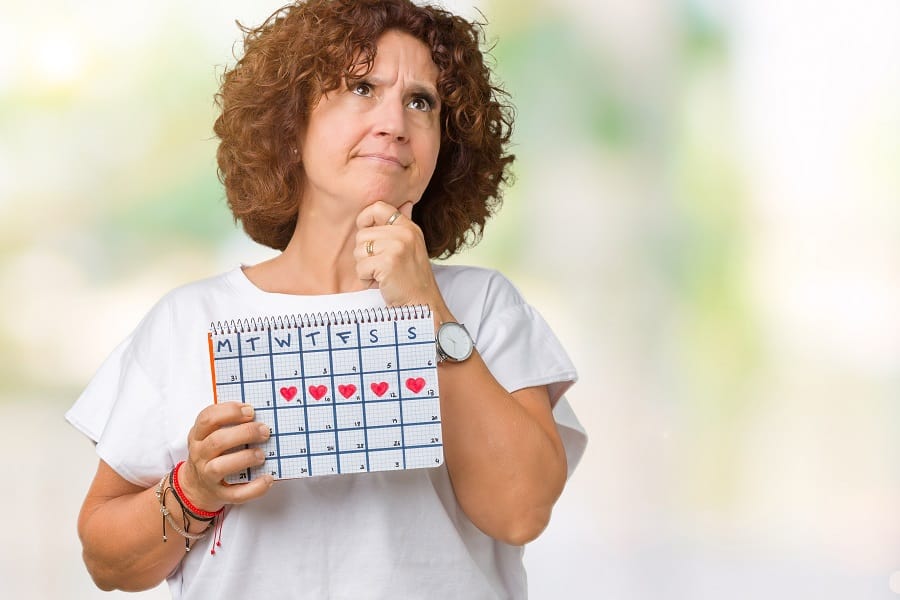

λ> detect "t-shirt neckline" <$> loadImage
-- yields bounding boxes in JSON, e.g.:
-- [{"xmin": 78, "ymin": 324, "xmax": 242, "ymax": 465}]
[{"xmin": 226, "ymin": 265, "xmax": 384, "ymax": 305}]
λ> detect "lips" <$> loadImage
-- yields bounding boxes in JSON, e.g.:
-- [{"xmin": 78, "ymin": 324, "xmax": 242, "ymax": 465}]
[{"xmin": 357, "ymin": 153, "xmax": 408, "ymax": 168}]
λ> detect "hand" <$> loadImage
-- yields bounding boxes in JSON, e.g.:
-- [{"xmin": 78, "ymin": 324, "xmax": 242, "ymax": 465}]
[
  {"xmin": 177, "ymin": 402, "xmax": 274, "ymax": 512},
  {"xmin": 354, "ymin": 200, "xmax": 444, "ymax": 309}
]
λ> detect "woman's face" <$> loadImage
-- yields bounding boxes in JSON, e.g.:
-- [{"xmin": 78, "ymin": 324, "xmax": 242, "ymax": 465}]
[{"xmin": 299, "ymin": 30, "xmax": 441, "ymax": 214}]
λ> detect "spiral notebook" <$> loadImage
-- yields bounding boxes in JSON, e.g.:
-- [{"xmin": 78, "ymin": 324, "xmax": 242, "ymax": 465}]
[{"xmin": 208, "ymin": 305, "xmax": 443, "ymax": 483}]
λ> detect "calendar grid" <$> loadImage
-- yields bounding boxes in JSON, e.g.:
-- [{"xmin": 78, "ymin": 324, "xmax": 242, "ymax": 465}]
[
  {"xmin": 297, "ymin": 325, "xmax": 313, "ymax": 477},
  {"xmin": 393, "ymin": 320, "xmax": 407, "ymax": 469},
  {"xmin": 266, "ymin": 328, "xmax": 282, "ymax": 479},
  {"xmin": 355, "ymin": 320, "xmax": 371, "ymax": 472},
  {"xmin": 326, "ymin": 323, "xmax": 341, "ymax": 474},
  {"xmin": 236, "ymin": 332, "xmax": 250, "ymax": 483},
  {"xmin": 210, "ymin": 306, "xmax": 443, "ymax": 483}
]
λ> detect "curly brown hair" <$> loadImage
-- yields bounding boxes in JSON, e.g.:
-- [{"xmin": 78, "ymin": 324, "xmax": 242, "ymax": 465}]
[{"xmin": 213, "ymin": 0, "xmax": 515, "ymax": 258}]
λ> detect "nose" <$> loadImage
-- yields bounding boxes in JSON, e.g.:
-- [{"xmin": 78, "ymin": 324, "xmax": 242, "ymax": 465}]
[{"xmin": 373, "ymin": 99, "xmax": 408, "ymax": 143}]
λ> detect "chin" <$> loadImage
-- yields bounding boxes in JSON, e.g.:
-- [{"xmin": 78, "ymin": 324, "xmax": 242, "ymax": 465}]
[{"xmin": 356, "ymin": 186, "xmax": 411, "ymax": 208}]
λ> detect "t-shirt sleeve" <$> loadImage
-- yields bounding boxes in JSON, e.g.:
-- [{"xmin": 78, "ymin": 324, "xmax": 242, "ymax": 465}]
[
  {"xmin": 472, "ymin": 285, "xmax": 587, "ymax": 478},
  {"xmin": 65, "ymin": 301, "xmax": 174, "ymax": 488}
]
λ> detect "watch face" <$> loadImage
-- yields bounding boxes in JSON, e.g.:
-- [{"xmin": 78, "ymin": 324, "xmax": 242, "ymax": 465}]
[{"xmin": 438, "ymin": 322, "xmax": 473, "ymax": 362}]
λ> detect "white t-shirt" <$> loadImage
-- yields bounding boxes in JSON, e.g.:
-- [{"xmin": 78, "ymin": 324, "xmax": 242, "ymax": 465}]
[{"xmin": 67, "ymin": 264, "xmax": 586, "ymax": 600}]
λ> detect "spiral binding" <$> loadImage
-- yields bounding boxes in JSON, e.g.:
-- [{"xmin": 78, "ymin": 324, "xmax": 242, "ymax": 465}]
[{"xmin": 210, "ymin": 304, "xmax": 432, "ymax": 335}]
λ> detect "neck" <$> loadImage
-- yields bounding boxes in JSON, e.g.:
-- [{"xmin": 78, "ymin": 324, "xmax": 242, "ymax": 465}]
[{"xmin": 244, "ymin": 202, "xmax": 370, "ymax": 296}]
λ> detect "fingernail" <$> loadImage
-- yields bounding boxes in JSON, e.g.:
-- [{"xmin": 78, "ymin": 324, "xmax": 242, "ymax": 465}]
[
  {"xmin": 259, "ymin": 423, "xmax": 270, "ymax": 437},
  {"xmin": 241, "ymin": 405, "xmax": 254, "ymax": 417},
  {"xmin": 255, "ymin": 449, "xmax": 265, "ymax": 462}
]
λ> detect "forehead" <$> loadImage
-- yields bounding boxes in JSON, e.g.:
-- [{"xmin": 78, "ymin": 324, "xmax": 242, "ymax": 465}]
[{"xmin": 359, "ymin": 30, "xmax": 439, "ymax": 85}]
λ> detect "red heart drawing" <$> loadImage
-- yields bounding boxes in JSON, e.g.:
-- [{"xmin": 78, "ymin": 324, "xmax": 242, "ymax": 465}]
[
  {"xmin": 338, "ymin": 384, "xmax": 357, "ymax": 399},
  {"xmin": 308, "ymin": 385, "xmax": 327, "ymax": 401},
  {"xmin": 370, "ymin": 381, "xmax": 389, "ymax": 397},
  {"xmin": 279, "ymin": 386, "xmax": 298, "ymax": 401},
  {"xmin": 405, "ymin": 377, "xmax": 426, "ymax": 394}
]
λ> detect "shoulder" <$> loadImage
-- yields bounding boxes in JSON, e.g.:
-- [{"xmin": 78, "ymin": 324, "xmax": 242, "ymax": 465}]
[
  {"xmin": 431, "ymin": 264, "xmax": 529, "ymax": 337},
  {"xmin": 126, "ymin": 269, "xmax": 241, "ymax": 356},
  {"xmin": 157, "ymin": 269, "xmax": 238, "ymax": 311},
  {"xmin": 432, "ymin": 264, "xmax": 525, "ymax": 312},
  {"xmin": 142, "ymin": 269, "xmax": 239, "ymax": 326}
]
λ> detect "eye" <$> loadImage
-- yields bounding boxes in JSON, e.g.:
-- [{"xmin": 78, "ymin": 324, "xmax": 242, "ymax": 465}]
[
  {"xmin": 350, "ymin": 81, "xmax": 373, "ymax": 97},
  {"xmin": 408, "ymin": 95, "xmax": 435, "ymax": 112}
]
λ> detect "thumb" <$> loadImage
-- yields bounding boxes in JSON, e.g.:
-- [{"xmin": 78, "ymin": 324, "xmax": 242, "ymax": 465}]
[{"xmin": 398, "ymin": 201, "xmax": 414, "ymax": 220}]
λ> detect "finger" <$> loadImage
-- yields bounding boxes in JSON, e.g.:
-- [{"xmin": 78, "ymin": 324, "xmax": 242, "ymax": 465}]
[
  {"xmin": 353, "ymin": 229, "xmax": 387, "ymax": 260},
  {"xmin": 195, "ymin": 420, "xmax": 271, "ymax": 462},
  {"xmin": 356, "ymin": 200, "xmax": 413, "ymax": 229},
  {"xmin": 356, "ymin": 255, "xmax": 376, "ymax": 282},
  {"xmin": 220, "ymin": 475, "xmax": 275, "ymax": 505},
  {"xmin": 356, "ymin": 200, "xmax": 397, "ymax": 229},
  {"xmin": 191, "ymin": 402, "xmax": 255, "ymax": 442},
  {"xmin": 205, "ymin": 447, "xmax": 267, "ymax": 481}
]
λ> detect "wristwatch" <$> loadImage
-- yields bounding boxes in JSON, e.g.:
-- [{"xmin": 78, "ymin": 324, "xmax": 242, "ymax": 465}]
[{"xmin": 435, "ymin": 321, "xmax": 474, "ymax": 363}]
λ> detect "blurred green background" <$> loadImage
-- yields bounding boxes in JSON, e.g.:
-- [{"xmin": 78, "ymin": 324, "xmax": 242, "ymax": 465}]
[{"xmin": 2, "ymin": 0, "xmax": 899, "ymax": 598}]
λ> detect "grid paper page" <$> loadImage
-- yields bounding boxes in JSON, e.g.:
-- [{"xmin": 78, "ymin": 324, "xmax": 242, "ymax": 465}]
[{"xmin": 209, "ymin": 306, "xmax": 443, "ymax": 482}]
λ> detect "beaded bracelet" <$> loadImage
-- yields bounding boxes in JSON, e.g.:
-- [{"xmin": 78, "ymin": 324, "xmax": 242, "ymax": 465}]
[
  {"xmin": 155, "ymin": 476, "xmax": 209, "ymax": 552},
  {"xmin": 171, "ymin": 462, "xmax": 224, "ymax": 521},
  {"xmin": 155, "ymin": 465, "xmax": 225, "ymax": 554}
]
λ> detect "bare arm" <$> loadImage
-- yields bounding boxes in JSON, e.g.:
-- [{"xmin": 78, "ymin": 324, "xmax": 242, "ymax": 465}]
[
  {"xmin": 434, "ymin": 334, "xmax": 567, "ymax": 545},
  {"xmin": 77, "ymin": 403, "xmax": 274, "ymax": 591},
  {"xmin": 356, "ymin": 201, "xmax": 568, "ymax": 545}
]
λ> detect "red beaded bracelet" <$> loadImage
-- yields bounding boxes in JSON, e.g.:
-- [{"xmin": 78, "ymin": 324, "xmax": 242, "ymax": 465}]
[{"xmin": 172, "ymin": 461, "xmax": 224, "ymax": 520}]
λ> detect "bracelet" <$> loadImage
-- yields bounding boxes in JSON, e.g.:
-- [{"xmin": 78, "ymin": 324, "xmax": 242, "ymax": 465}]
[
  {"xmin": 155, "ymin": 476, "xmax": 209, "ymax": 552},
  {"xmin": 154, "ymin": 465, "xmax": 226, "ymax": 555},
  {"xmin": 171, "ymin": 461, "xmax": 223, "ymax": 520}
]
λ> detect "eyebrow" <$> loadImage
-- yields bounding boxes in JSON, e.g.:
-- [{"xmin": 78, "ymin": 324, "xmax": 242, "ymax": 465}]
[{"xmin": 356, "ymin": 75, "xmax": 440, "ymax": 105}]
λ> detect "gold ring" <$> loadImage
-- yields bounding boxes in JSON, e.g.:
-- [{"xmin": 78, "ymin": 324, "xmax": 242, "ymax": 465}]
[
  {"xmin": 365, "ymin": 240, "xmax": 374, "ymax": 256},
  {"xmin": 386, "ymin": 211, "xmax": 402, "ymax": 226}
]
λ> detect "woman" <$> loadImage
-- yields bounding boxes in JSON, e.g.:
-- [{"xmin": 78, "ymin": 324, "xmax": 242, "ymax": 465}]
[{"xmin": 67, "ymin": 0, "xmax": 586, "ymax": 598}]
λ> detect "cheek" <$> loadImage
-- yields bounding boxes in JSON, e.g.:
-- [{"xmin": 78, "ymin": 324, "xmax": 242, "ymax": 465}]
[{"xmin": 419, "ymin": 135, "xmax": 441, "ymax": 180}]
